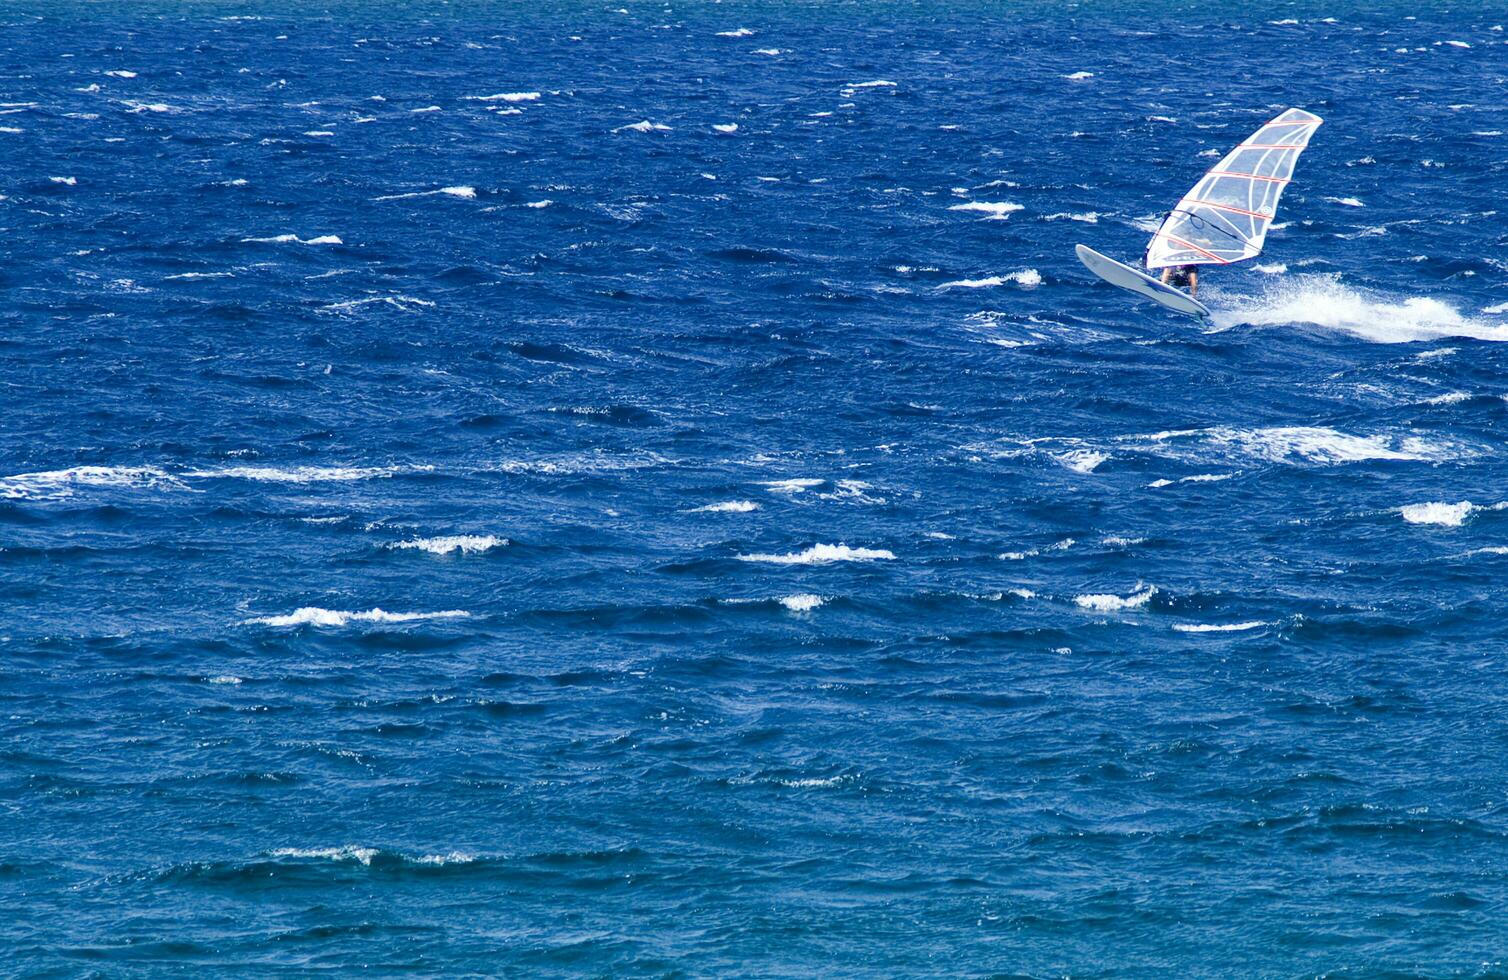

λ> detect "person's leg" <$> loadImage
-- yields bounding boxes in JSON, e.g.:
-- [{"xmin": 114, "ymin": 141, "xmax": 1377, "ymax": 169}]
[{"xmin": 1188, "ymin": 269, "xmax": 1198, "ymax": 298}]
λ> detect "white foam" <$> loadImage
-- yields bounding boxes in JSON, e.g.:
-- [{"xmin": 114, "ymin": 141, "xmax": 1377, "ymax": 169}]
[
  {"xmin": 1423, "ymin": 391, "xmax": 1471, "ymax": 405},
  {"xmin": 247, "ymin": 607, "xmax": 471, "ymax": 628},
  {"xmin": 207, "ymin": 675, "xmax": 243, "ymax": 684},
  {"xmin": 736, "ymin": 543, "xmax": 896, "ymax": 565},
  {"xmin": 104, "ymin": 69, "xmax": 137, "ymax": 78},
  {"xmin": 49, "ymin": 176, "xmax": 77, "ymax": 185},
  {"xmin": 779, "ymin": 594, "xmax": 824, "ymax": 612},
  {"xmin": 410, "ymin": 105, "xmax": 442, "ymax": 113},
  {"xmin": 762, "ymin": 478, "xmax": 824, "ymax": 493},
  {"xmin": 615, "ymin": 120, "xmax": 670, "ymax": 133},
  {"xmin": 164, "ymin": 271, "xmax": 233, "ymax": 281},
  {"xmin": 1042, "ymin": 211, "xmax": 1102, "ymax": 223},
  {"xmin": 1075, "ymin": 585, "xmax": 1156, "ymax": 611},
  {"xmin": 1254, "ymin": 262, "xmax": 1287, "ymax": 274},
  {"xmin": 391, "ymin": 535, "xmax": 508, "ymax": 555},
  {"xmin": 272, "ymin": 846, "xmax": 380, "ymax": 865},
  {"xmin": 753, "ymin": 48, "xmax": 782, "ymax": 56},
  {"xmin": 1212, "ymin": 275, "xmax": 1508, "ymax": 343},
  {"xmin": 373, "ymin": 185, "xmax": 475, "ymax": 201},
  {"xmin": 0, "ymin": 126, "xmax": 20, "ymax": 133},
  {"xmin": 1147, "ymin": 472, "xmax": 1234, "ymax": 488},
  {"xmin": 244, "ymin": 233, "xmax": 342, "ymax": 245},
  {"xmin": 1327, "ymin": 196, "xmax": 1365, "ymax": 207},
  {"xmin": 1197, "ymin": 426, "xmax": 1456, "ymax": 465},
  {"xmin": 184, "ymin": 465, "xmax": 410, "ymax": 482},
  {"xmin": 690, "ymin": 500, "xmax": 760, "ymax": 513},
  {"xmin": 1483, "ymin": 302, "xmax": 1508, "ymax": 315},
  {"xmin": 463, "ymin": 91, "xmax": 540, "ymax": 102},
  {"xmin": 712, "ymin": 123, "xmax": 738, "ymax": 133},
  {"xmin": 999, "ymin": 537, "xmax": 1075, "ymax": 561},
  {"xmin": 1442, "ymin": 39, "xmax": 1471, "ymax": 48},
  {"xmin": 1063, "ymin": 71, "xmax": 1094, "ymax": 80},
  {"xmin": 846, "ymin": 80, "xmax": 896, "ymax": 88},
  {"xmin": 1173, "ymin": 621, "xmax": 1268, "ymax": 633},
  {"xmin": 0, "ymin": 465, "xmax": 183, "ymax": 501},
  {"xmin": 125, "ymin": 101, "xmax": 173, "ymax": 113},
  {"xmin": 1399, "ymin": 501, "xmax": 1474, "ymax": 526},
  {"xmin": 525, "ymin": 199, "xmax": 552, "ymax": 208},
  {"xmin": 938, "ymin": 269, "xmax": 1040, "ymax": 289},
  {"xmin": 1055, "ymin": 450, "xmax": 1106, "ymax": 474},
  {"xmin": 303, "ymin": 129, "xmax": 333, "ymax": 137},
  {"xmin": 947, "ymin": 201, "xmax": 1023, "ymax": 220},
  {"xmin": 716, "ymin": 27, "xmax": 755, "ymax": 36}
]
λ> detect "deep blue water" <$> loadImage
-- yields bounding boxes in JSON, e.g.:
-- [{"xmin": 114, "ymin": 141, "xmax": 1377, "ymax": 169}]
[{"xmin": 4, "ymin": 1, "xmax": 1508, "ymax": 973}]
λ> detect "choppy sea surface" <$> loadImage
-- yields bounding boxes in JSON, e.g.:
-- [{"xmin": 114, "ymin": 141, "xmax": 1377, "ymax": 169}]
[{"xmin": 4, "ymin": 1, "xmax": 1508, "ymax": 972}]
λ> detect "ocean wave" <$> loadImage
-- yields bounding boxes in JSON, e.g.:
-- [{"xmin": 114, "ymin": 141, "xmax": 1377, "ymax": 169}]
[
  {"xmin": 761, "ymin": 478, "xmax": 824, "ymax": 493},
  {"xmin": 462, "ymin": 92, "xmax": 539, "ymax": 102},
  {"xmin": 1212, "ymin": 275, "xmax": 1507, "ymax": 343},
  {"xmin": 779, "ymin": 594, "xmax": 824, "ymax": 612},
  {"xmin": 1075, "ymin": 585, "xmax": 1157, "ymax": 612},
  {"xmin": 184, "ymin": 465, "xmax": 418, "ymax": 483},
  {"xmin": 373, "ymin": 185, "xmax": 476, "ymax": 201},
  {"xmin": 614, "ymin": 120, "xmax": 671, "ymax": 133},
  {"xmin": 938, "ymin": 269, "xmax": 1040, "ymax": 289},
  {"xmin": 390, "ymin": 535, "xmax": 508, "ymax": 555},
  {"xmin": 243, "ymin": 233, "xmax": 343, "ymax": 245},
  {"xmin": 1399, "ymin": 501, "xmax": 1474, "ymax": 526},
  {"xmin": 689, "ymin": 500, "xmax": 759, "ymax": 513},
  {"xmin": 245, "ymin": 607, "xmax": 471, "ymax": 628},
  {"xmin": 268, "ymin": 846, "xmax": 475, "ymax": 866},
  {"xmin": 1172, "ymin": 621, "xmax": 1269, "ymax": 633},
  {"xmin": 947, "ymin": 201, "xmax": 1023, "ymax": 220},
  {"xmin": 736, "ymin": 543, "xmax": 896, "ymax": 564},
  {"xmin": 0, "ymin": 465, "xmax": 186, "ymax": 501}
]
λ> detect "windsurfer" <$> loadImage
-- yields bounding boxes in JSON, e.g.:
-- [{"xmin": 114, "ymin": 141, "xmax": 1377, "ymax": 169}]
[{"xmin": 1159, "ymin": 264, "xmax": 1198, "ymax": 297}]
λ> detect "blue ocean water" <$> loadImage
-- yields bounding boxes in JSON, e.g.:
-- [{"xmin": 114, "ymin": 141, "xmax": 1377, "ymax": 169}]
[{"xmin": 4, "ymin": 1, "xmax": 1508, "ymax": 972}]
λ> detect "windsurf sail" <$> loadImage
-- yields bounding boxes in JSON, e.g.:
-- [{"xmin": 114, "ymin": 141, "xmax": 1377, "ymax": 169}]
[{"xmin": 1145, "ymin": 107, "xmax": 1323, "ymax": 269}]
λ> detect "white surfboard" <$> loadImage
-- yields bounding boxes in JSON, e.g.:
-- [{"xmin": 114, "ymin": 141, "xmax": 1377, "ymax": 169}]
[{"xmin": 1076, "ymin": 244, "xmax": 1211, "ymax": 318}]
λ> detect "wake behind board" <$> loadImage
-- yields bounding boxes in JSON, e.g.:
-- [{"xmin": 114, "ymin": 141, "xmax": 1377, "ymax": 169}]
[{"xmin": 1076, "ymin": 244, "xmax": 1211, "ymax": 319}]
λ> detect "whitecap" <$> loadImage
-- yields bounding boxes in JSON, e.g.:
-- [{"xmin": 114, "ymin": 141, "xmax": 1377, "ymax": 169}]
[
  {"xmin": 761, "ymin": 478, "xmax": 824, "ymax": 493},
  {"xmin": 104, "ymin": 69, "xmax": 137, "ymax": 78},
  {"xmin": 524, "ymin": 199, "xmax": 552, "ymax": 208},
  {"xmin": 779, "ymin": 594, "xmax": 824, "ymax": 612},
  {"xmin": 0, "ymin": 465, "xmax": 184, "ymax": 501},
  {"xmin": 736, "ymin": 543, "xmax": 896, "ymax": 564},
  {"xmin": 938, "ymin": 269, "xmax": 1040, "ymax": 289},
  {"xmin": 716, "ymin": 28, "xmax": 755, "ymax": 37},
  {"xmin": 246, "ymin": 607, "xmax": 471, "ymax": 628},
  {"xmin": 947, "ymin": 201, "xmax": 1023, "ymax": 220},
  {"xmin": 463, "ymin": 91, "xmax": 540, "ymax": 102},
  {"xmin": 614, "ymin": 120, "xmax": 671, "ymax": 133},
  {"xmin": 1055, "ymin": 450, "xmax": 1106, "ymax": 474},
  {"xmin": 184, "ymin": 465, "xmax": 412, "ymax": 482},
  {"xmin": 1063, "ymin": 71, "xmax": 1094, "ymax": 80},
  {"xmin": 49, "ymin": 176, "xmax": 77, "ymax": 185},
  {"xmin": 373, "ymin": 185, "xmax": 475, "ymax": 201},
  {"xmin": 1075, "ymin": 585, "xmax": 1156, "ymax": 611},
  {"xmin": 690, "ymin": 500, "xmax": 760, "ymax": 513},
  {"xmin": 712, "ymin": 123, "xmax": 738, "ymax": 133},
  {"xmin": 244, "ymin": 233, "xmax": 343, "ymax": 245},
  {"xmin": 1172, "ymin": 621, "xmax": 1268, "ymax": 633},
  {"xmin": 1327, "ymin": 196, "xmax": 1365, "ymax": 207},
  {"xmin": 1399, "ymin": 501, "xmax": 1474, "ymax": 526},
  {"xmin": 390, "ymin": 535, "xmax": 508, "ymax": 555}
]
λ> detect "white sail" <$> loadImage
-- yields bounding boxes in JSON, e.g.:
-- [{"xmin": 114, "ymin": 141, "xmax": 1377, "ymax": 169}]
[{"xmin": 1145, "ymin": 108, "xmax": 1323, "ymax": 269}]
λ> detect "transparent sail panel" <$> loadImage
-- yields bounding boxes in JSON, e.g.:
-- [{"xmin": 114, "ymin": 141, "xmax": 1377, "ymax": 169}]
[{"xmin": 1146, "ymin": 108, "xmax": 1323, "ymax": 269}]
